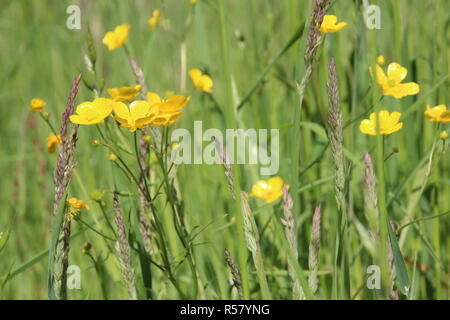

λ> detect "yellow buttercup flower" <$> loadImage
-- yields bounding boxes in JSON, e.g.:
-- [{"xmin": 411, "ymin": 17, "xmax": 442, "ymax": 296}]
[
  {"xmin": 250, "ymin": 177, "xmax": 288, "ymax": 203},
  {"xmin": 424, "ymin": 104, "xmax": 450, "ymax": 123},
  {"xmin": 147, "ymin": 92, "xmax": 190, "ymax": 126},
  {"xmin": 189, "ymin": 68, "xmax": 213, "ymax": 93},
  {"xmin": 359, "ymin": 110, "xmax": 403, "ymax": 136},
  {"xmin": 102, "ymin": 24, "xmax": 131, "ymax": 51},
  {"xmin": 70, "ymin": 98, "xmax": 115, "ymax": 125},
  {"xmin": 371, "ymin": 62, "xmax": 420, "ymax": 99},
  {"xmin": 107, "ymin": 85, "xmax": 142, "ymax": 102},
  {"xmin": 319, "ymin": 15, "xmax": 348, "ymax": 33},
  {"xmin": 47, "ymin": 133, "xmax": 62, "ymax": 153},
  {"xmin": 30, "ymin": 98, "xmax": 46, "ymax": 112},
  {"xmin": 113, "ymin": 100, "xmax": 156, "ymax": 132},
  {"xmin": 148, "ymin": 10, "xmax": 162, "ymax": 30}
]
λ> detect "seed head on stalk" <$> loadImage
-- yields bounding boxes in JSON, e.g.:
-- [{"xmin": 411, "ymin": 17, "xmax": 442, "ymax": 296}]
[
  {"xmin": 281, "ymin": 186, "xmax": 305, "ymax": 299},
  {"xmin": 308, "ymin": 205, "xmax": 322, "ymax": 295},
  {"xmin": 49, "ymin": 74, "xmax": 82, "ymax": 300},
  {"xmin": 327, "ymin": 58, "xmax": 345, "ymax": 211},
  {"xmin": 113, "ymin": 192, "xmax": 138, "ymax": 300}
]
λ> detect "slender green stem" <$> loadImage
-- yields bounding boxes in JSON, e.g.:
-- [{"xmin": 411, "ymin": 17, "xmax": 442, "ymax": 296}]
[
  {"xmin": 39, "ymin": 112, "xmax": 58, "ymax": 136},
  {"xmin": 218, "ymin": 0, "xmax": 249, "ymax": 299},
  {"xmin": 376, "ymin": 120, "xmax": 389, "ymax": 296}
]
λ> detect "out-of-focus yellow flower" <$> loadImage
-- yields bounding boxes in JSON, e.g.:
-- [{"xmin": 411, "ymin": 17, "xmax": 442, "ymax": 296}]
[
  {"xmin": 376, "ymin": 55, "xmax": 385, "ymax": 65},
  {"xmin": 371, "ymin": 62, "xmax": 420, "ymax": 99},
  {"xmin": 102, "ymin": 24, "xmax": 131, "ymax": 51},
  {"xmin": 250, "ymin": 177, "xmax": 288, "ymax": 203},
  {"xmin": 92, "ymin": 139, "xmax": 100, "ymax": 147},
  {"xmin": 440, "ymin": 130, "xmax": 448, "ymax": 140},
  {"xmin": 109, "ymin": 153, "xmax": 118, "ymax": 161},
  {"xmin": 67, "ymin": 197, "xmax": 90, "ymax": 220},
  {"xmin": 319, "ymin": 15, "xmax": 348, "ymax": 33},
  {"xmin": 148, "ymin": 10, "xmax": 162, "ymax": 30},
  {"xmin": 70, "ymin": 98, "xmax": 115, "ymax": 125},
  {"xmin": 424, "ymin": 104, "xmax": 450, "ymax": 123},
  {"xmin": 47, "ymin": 133, "xmax": 62, "ymax": 153},
  {"xmin": 113, "ymin": 100, "xmax": 156, "ymax": 132},
  {"xmin": 31, "ymin": 98, "xmax": 46, "ymax": 112},
  {"xmin": 189, "ymin": 68, "xmax": 213, "ymax": 93},
  {"xmin": 107, "ymin": 85, "xmax": 142, "ymax": 102},
  {"xmin": 359, "ymin": 110, "xmax": 403, "ymax": 136},
  {"xmin": 68, "ymin": 197, "xmax": 90, "ymax": 211},
  {"xmin": 147, "ymin": 92, "xmax": 190, "ymax": 126},
  {"xmin": 190, "ymin": 0, "xmax": 198, "ymax": 5}
]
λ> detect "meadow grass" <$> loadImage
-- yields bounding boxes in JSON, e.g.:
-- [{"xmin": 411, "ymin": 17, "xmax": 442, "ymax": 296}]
[{"xmin": 0, "ymin": 0, "xmax": 449, "ymax": 300}]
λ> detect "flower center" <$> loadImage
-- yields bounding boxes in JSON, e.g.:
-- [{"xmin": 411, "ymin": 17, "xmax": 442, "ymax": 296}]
[{"xmin": 387, "ymin": 79, "xmax": 397, "ymax": 87}]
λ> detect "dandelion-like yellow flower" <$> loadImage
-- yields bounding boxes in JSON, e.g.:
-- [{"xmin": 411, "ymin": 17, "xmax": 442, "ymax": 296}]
[
  {"xmin": 148, "ymin": 10, "xmax": 162, "ymax": 30},
  {"xmin": 113, "ymin": 100, "xmax": 156, "ymax": 132},
  {"xmin": 319, "ymin": 15, "xmax": 348, "ymax": 33},
  {"xmin": 102, "ymin": 24, "xmax": 131, "ymax": 51},
  {"xmin": 67, "ymin": 197, "xmax": 90, "ymax": 220},
  {"xmin": 68, "ymin": 197, "xmax": 90, "ymax": 211},
  {"xmin": 424, "ymin": 104, "xmax": 450, "ymax": 123},
  {"xmin": 70, "ymin": 98, "xmax": 116, "ymax": 125},
  {"xmin": 107, "ymin": 85, "xmax": 142, "ymax": 102},
  {"xmin": 359, "ymin": 110, "xmax": 403, "ymax": 136},
  {"xmin": 31, "ymin": 98, "xmax": 46, "ymax": 112},
  {"xmin": 371, "ymin": 62, "xmax": 420, "ymax": 99},
  {"xmin": 189, "ymin": 68, "xmax": 213, "ymax": 93},
  {"xmin": 250, "ymin": 177, "xmax": 288, "ymax": 203},
  {"xmin": 147, "ymin": 92, "xmax": 190, "ymax": 126},
  {"xmin": 47, "ymin": 133, "xmax": 62, "ymax": 153}
]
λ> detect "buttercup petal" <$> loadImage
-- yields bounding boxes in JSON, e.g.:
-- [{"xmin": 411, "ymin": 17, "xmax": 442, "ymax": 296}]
[{"xmin": 387, "ymin": 63, "xmax": 408, "ymax": 83}]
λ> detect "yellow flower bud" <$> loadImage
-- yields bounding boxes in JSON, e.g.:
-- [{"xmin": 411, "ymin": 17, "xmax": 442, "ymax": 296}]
[
  {"xmin": 30, "ymin": 98, "xmax": 46, "ymax": 112},
  {"xmin": 81, "ymin": 242, "xmax": 92, "ymax": 254},
  {"xmin": 92, "ymin": 139, "xmax": 100, "ymax": 147},
  {"xmin": 109, "ymin": 153, "xmax": 118, "ymax": 161},
  {"xmin": 376, "ymin": 55, "xmax": 385, "ymax": 65},
  {"xmin": 440, "ymin": 130, "xmax": 449, "ymax": 140}
]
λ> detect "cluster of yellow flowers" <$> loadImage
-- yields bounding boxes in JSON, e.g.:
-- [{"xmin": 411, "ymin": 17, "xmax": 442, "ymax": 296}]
[
  {"xmin": 70, "ymin": 87, "xmax": 190, "ymax": 131},
  {"xmin": 101, "ymin": 22, "xmax": 214, "ymax": 94},
  {"xmin": 251, "ymin": 14, "xmax": 447, "ymax": 203}
]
